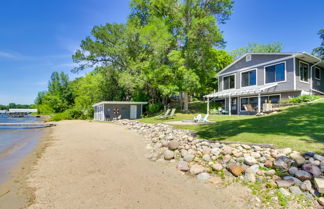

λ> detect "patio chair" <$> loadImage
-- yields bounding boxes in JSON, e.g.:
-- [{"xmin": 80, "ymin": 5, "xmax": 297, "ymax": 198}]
[
  {"xmin": 193, "ymin": 114, "xmax": 202, "ymax": 122},
  {"xmin": 156, "ymin": 109, "xmax": 171, "ymax": 119},
  {"xmin": 243, "ymin": 104, "xmax": 256, "ymax": 115},
  {"xmin": 199, "ymin": 114, "xmax": 209, "ymax": 123},
  {"xmin": 166, "ymin": 108, "xmax": 176, "ymax": 119}
]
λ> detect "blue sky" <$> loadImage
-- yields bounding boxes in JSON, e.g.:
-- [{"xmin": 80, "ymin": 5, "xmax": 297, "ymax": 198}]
[{"xmin": 0, "ymin": 0, "xmax": 323, "ymax": 105}]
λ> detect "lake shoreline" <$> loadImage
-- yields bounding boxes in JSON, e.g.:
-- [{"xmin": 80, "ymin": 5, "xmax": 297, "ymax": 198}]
[{"xmin": 0, "ymin": 126, "xmax": 52, "ymax": 209}]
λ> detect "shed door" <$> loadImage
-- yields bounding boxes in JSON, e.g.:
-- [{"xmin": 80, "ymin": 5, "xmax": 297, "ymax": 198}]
[{"xmin": 130, "ymin": 105, "xmax": 137, "ymax": 119}]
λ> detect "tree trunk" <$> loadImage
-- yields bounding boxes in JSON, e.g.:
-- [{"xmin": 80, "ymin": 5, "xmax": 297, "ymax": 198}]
[{"xmin": 182, "ymin": 92, "xmax": 189, "ymax": 112}]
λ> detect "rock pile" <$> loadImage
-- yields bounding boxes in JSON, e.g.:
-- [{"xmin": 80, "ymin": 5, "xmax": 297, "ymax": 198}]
[{"xmin": 114, "ymin": 120, "xmax": 324, "ymax": 207}]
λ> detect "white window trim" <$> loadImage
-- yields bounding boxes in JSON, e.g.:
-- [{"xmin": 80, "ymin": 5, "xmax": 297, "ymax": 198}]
[
  {"xmin": 240, "ymin": 68, "xmax": 258, "ymax": 88},
  {"xmin": 239, "ymin": 94, "xmax": 281, "ymax": 112},
  {"xmin": 264, "ymin": 61, "xmax": 287, "ymax": 84},
  {"xmin": 314, "ymin": 67, "xmax": 321, "ymax": 80},
  {"xmin": 222, "ymin": 74, "xmax": 236, "ymax": 90},
  {"xmin": 299, "ymin": 61, "xmax": 310, "ymax": 84}
]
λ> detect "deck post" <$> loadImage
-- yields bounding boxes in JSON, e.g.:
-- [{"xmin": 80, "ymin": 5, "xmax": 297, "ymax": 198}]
[
  {"xmin": 258, "ymin": 93, "xmax": 261, "ymax": 113},
  {"xmin": 229, "ymin": 95, "xmax": 232, "ymax": 116},
  {"xmin": 207, "ymin": 97, "xmax": 210, "ymax": 114}
]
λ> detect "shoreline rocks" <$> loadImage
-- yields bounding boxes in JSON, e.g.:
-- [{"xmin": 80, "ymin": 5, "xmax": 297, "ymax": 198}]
[{"xmin": 114, "ymin": 119, "xmax": 324, "ymax": 208}]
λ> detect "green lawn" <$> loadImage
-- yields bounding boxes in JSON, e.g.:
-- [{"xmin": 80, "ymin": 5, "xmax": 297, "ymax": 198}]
[{"xmin": 139, "ymin": 99, "xmax": 324, "ymax": 154}]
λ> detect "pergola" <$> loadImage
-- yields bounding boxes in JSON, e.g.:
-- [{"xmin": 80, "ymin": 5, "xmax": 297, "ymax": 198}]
[{"xmin": 204, "ymin": 83, "xmax": 278, "ymax": 115}]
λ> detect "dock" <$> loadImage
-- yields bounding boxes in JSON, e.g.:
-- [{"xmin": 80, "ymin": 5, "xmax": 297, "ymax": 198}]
[{"xmin": 0, "ymin": 123, "xmax": 55, "ymax": 128}]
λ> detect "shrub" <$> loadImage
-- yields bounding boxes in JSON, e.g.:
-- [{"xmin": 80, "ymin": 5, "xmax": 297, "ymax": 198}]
[
  {"xmin": 287, "ymin": 95, "xmax": 320, "ymax": 104},
  {"xmin": 147, "ymin": 103, "xmax": 163, "ymax": 114},
  {"xmin": 49, "ymin": 111, "xmax": 72, "ymax": 121}
]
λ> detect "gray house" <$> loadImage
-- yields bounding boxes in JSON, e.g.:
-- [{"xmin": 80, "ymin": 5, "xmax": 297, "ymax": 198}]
[
  {"xmin": 93, "ymin": 101, "xmax": 148, "ymax": 121},
  {"xmin": 205, "ymin": 52, "xmax": 324, "ymax": 115}
]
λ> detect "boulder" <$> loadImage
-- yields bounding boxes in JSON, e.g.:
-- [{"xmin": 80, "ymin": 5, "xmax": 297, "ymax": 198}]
[
  {"xmin": 244, "ymin": 156, "xmax": 258, "ymax": 166},
  {"xmin": 288, "ymin": 167, "xmax": 298, "ymax": 175},
  {"xmin": 314, "ymin": 178, "xmax": 324, "ymax": 194},
  {"xmin": 275, "ymin": 179, "xmax": 295, "ymax": 187},
  {"xmin": 212, "ymin": 163, "xmax": 223, "ymax": 171},
  {"xmin": 202, "ymin": 154, "xmax": 211, "ymax": 162},
  {"xmin": 274, "ymin": 156, "xmax": 294, "ymax": 171},
  {"xmin": 279, "ymin": 188, "xmax": 290, "ymax": 196},
  {"xmin": 265, "ymin": 169, "xmax": 276, "ymax": 175},
  {"xmin": 197, "ymin": 172, "xmax": 210, "ymax": 180},
  {"xmin": 168, "ymin": 140, "xmax": 179, "ymax": 150},
  {"xmin": 304, "ymin": 152, "xmax": 315, "ymax": 157},
  {"xmin": 264, "ymin": 160, "xmax": 273, "ymax": 168},
  {"xmin": 176, "ymin": 161, "xmax": 189, "ymax": 172},
  {"xmin": 221, "ymin": 146, "xmax": 232, "ymax": 155},
  {"xmin": 295, "ymin": 170, "xmax": 312, "ymax": 181},
  {"xmin": 283, "ymin": 176, "xmax": 302, "ymax": 185},
  {"xmin": 302, "ymin": 164, "xmax": 321, "ymax": 177},
  {"xmin": 211, "ymin": 148, "xmax": 220, "ymax": 156},
  {"xmin": 164, "ymin": 150, "xmax": 175, "ymax": 160},
  {"xmin": 251, "ymin": 152, "xmax": 261, "ymax": 159},
  {"xmin": 190, "ymin": 164, "xmax": 205, "ymax": 175},
  {"xmin": 183, "ymin": 154, "xmax": 195, "ymax": 162},
  {"xmin": 227, "ymin": 164, "xmax": 244, "ymax": 177},
  {"xmin": 245, "ymin": 164, "xmax": 259, "ymax": 174},
  {"xmin": 290, "ymin": 152, "xmax": 305, "ymax": 166},
  {"xmin": 318, "ymin": 197, "xmax": 324, "ymax": 206},
  {"xmin": 289, "ymin": 186, "xmax": 303, "ymax": 195},
  {"xmin": 320, "ymin": 162, "xmax": 324, "ymax": 172},
  {"xmin": 314, "ymin": 154, "xmax": 324, "ymax": 162},
  {"xmin": 244, "ymin": 172, "xmax": 256, "ymax": 183},
  {"xmin": 299, "ymin": 180, "xmax": 312, "ymax": 192}
]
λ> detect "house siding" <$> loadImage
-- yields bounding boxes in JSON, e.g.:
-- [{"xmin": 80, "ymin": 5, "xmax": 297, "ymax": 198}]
[
  {"xmin": 103, "ymin": 104, "xmax": 142, "ymax": 120},
  {"xmin": 218, "ymin": 58, "xmax": 295, "ymax": 93},
  {"xmin": 221, "ymin": 54, "xmax": 292, "ymax": 74}
]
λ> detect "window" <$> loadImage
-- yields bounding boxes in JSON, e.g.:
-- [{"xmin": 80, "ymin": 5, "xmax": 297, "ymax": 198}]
[
  {"xmin": 241, "ymin": 95, "xmax": 280, "ymax": 111},
  {"xmin": 241, "ymin": 70, "xmax": 256, "ymax": 87},
  {"xmin": 299, "ymin": 62, "xmax": 309, "ymax": 82},
  {"xmin": 315, "ymin": 67, "xmax": 321, "ymax": 80},
  {"xmin": 223, "ymin": 75, "xmax": 235, "ymax": 90},
  {"xmin": 265, "ymin": 63, "xmax": 285, "ymax": 83}
]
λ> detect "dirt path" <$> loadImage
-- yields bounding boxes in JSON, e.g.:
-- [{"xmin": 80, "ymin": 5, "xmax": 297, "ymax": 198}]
[{"xmin": 27, "ymin": 120, "xmax": 255, "ymax": 209}]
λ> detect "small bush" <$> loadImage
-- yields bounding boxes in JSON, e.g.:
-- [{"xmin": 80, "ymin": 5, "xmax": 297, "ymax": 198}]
[
  {"xmin": 287, "ymin": 95, "xmax": 320, "ymax": 104},
  {"xmin": 49, "ymin": 111, "xmax": 72, "ymax": 121},
  {"xmin": 147, "ymin": 103, "xmax": 163, "ymax": 114}
]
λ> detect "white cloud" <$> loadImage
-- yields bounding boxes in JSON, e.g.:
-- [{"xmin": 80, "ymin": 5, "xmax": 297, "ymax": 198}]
[{"xmin": 0, "ymin": 51, "xmax": 18, "ymax": 59}]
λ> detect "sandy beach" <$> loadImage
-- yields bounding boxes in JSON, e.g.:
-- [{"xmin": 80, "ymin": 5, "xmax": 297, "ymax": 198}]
[{"xmin": 7, "ymin": 120, "xmax": 255, "ymax": 209}]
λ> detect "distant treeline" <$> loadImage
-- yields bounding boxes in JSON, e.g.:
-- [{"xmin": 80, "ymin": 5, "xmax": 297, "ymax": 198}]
[{"xmin": 0, "ymin": 103, "xmax": 35, "ymax": 110}]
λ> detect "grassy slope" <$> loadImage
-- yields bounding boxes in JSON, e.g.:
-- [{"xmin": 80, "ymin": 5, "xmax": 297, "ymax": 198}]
[{"xmin": 139, "ymin": 99, "xmax": 324, "ymax": 154}]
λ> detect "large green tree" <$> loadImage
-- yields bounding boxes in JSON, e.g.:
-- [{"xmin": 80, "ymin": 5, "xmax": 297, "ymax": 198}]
[
  {"xmin": 231, "ymin": 42, "xmax": 283, "ymax": 60},
  {"xmin": 312, "ymin": 29, "xmax": 324, "ymax": 60},
  {"xmin": 72, "ymin": 0, "xmax": 234, "ymax": 112}
]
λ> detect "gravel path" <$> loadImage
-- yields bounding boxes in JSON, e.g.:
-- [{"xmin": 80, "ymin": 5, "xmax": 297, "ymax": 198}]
[{"xmin": 27, "ymin": 120, "xmax": 254, "ymax": 209}]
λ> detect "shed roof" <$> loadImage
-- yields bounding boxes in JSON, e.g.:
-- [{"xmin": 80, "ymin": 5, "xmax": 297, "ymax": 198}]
[{"xmin": 93, "ymin": 101, "xmax": 148, "ymax": 107}]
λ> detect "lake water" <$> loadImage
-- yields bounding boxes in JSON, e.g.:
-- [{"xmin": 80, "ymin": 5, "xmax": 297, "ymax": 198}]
[{"xmin": 0, "ymin": 115, "xmax": 44, "ymax": 184}]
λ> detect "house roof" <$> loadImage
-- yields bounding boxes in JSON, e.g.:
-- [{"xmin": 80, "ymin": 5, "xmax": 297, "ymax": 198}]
[
  {"xmin": 205, "ymin": 83, "xmax": 278, "ymax": 98},
  {"xmin": 218, "ymin": 52, "xmax": 323, "ymax": 76},
  {"xmin": 93, "ymin": 101, "xmax": 148, "ymax": 107}
]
